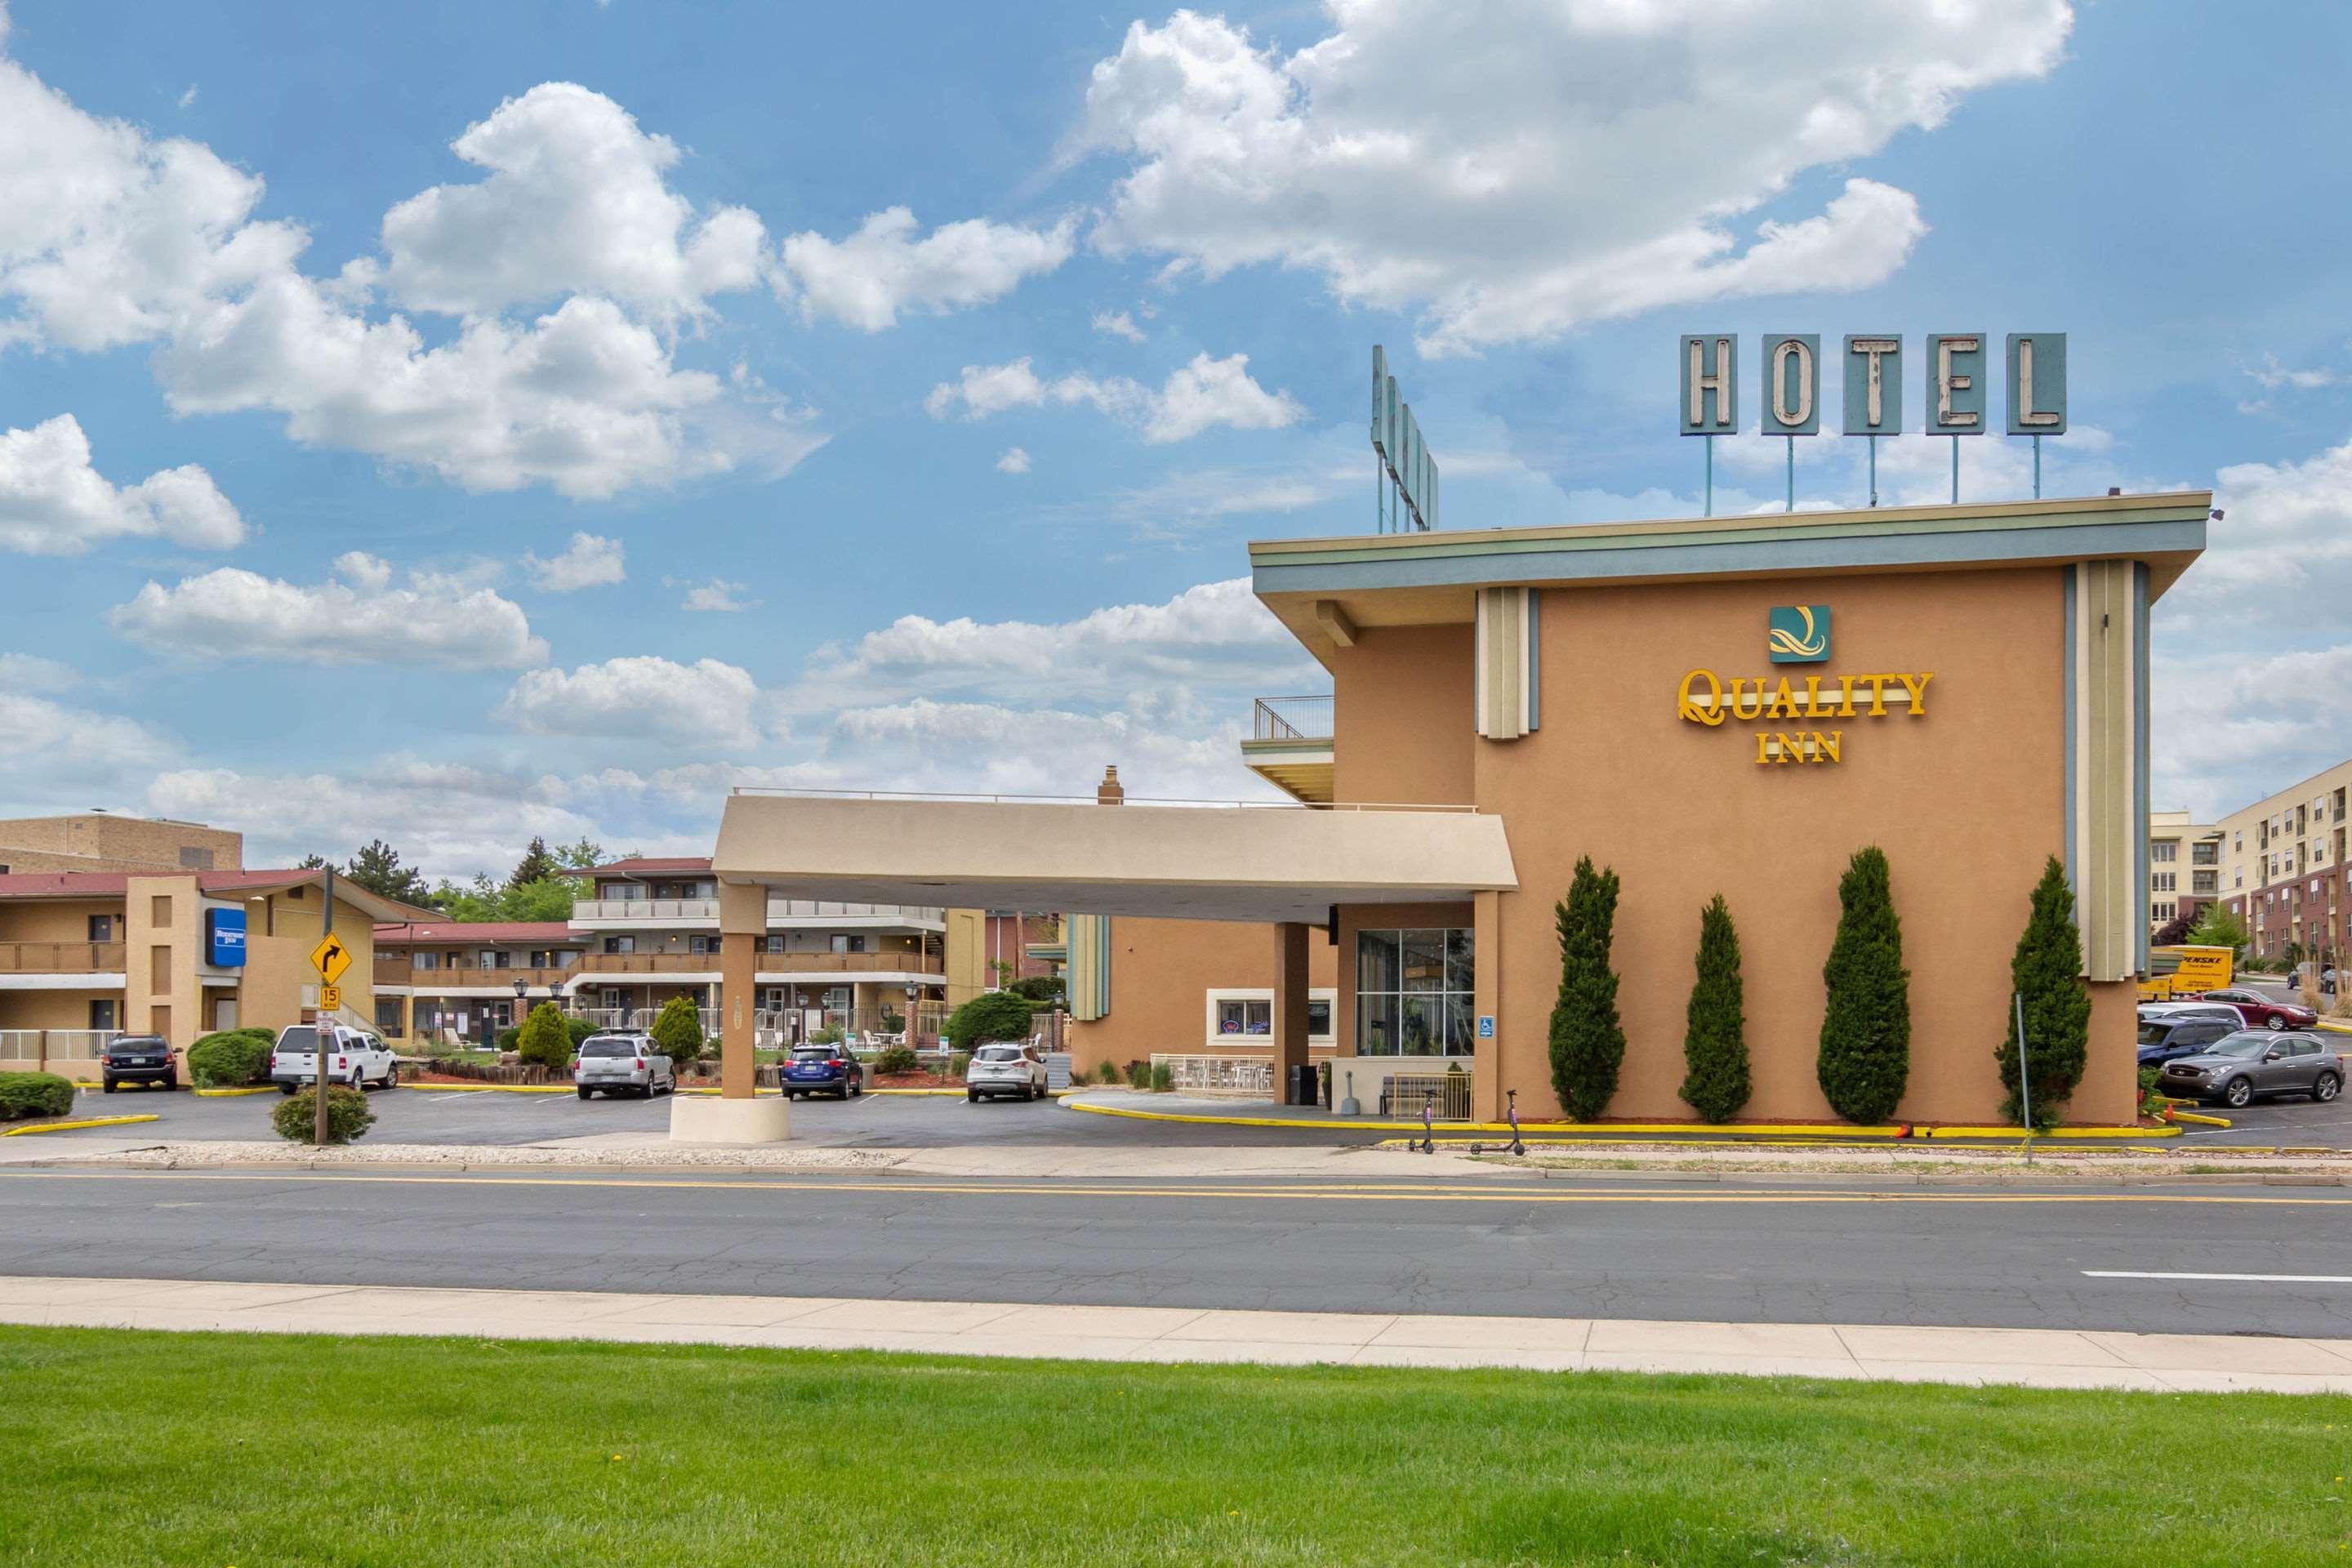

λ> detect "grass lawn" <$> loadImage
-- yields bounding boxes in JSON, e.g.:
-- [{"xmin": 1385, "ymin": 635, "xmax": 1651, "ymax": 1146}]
[{"xmin": 2, "ymin": 1326, "xmax": 2346, "ymax": 1566}]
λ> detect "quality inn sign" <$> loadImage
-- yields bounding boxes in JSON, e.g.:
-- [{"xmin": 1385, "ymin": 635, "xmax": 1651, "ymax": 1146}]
[{"xmin": 1679, "ymin": 606, "xmax": 1933, "ymax": 765}]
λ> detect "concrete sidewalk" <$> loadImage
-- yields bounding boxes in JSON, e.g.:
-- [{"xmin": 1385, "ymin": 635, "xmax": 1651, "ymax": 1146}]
[{"xmin": 5, "ymin": 1275, "xmax": 2349, "ymax": 1394}]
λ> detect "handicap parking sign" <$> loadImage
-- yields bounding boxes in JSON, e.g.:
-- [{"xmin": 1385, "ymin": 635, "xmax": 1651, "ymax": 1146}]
[{"xmin": 1477, "ymin": 1015, "xmax": 1494, "ymax": 1039}]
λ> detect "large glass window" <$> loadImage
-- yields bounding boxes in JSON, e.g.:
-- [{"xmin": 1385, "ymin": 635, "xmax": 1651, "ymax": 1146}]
[{"xmin": 1356, "ymin": 928, "xmax": 1472, "ymax": 1055}]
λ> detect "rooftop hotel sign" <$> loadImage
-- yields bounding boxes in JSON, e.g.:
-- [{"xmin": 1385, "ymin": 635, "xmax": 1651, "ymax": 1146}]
[
  {"xmin": 1679, "ymin": 605, "xmax": 1932, "ymax": 766},
  {"xmin": 1680, "ymin": 332, "xmax": 2068, "ymax": 509}
]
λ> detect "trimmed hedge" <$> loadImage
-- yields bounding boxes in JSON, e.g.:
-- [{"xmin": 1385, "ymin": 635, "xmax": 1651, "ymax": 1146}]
[
  {"xmin": 650, "ymin": 996, "xmax": 705, "ymax": 1065},
  {"xmin": 1548, "ymin": 856, "xmax": 1626, "ymax": 1120},
  {"xmin": 272, "ymin": 1084, "xmax": 375, "ymax": 1145},
  {"xmin": 872, "ymin": 1045, "xmax": 920, "ymax": 1075},
  {"xmin": 0, "ymin": 1071, "xmax": 76, "ymax": 1120},
  {"xmin": 1999, "ymin": 856, "xmax": 2091, "ymax": 1129},
  {"xmin": 1678, "ymin": 895, "xmax": 1749, "ymax": 1124},
  {"xmin": 513, "ymin": 1003, "xmax": 572, "ymax": 1071},
  {"xmin": 944, "ymin": 991, "xmax": 1034, "ymax": 1048},
  {"xmin": 1816, "ymin": 846, "xmax": 1911, "ymax": 1124},
  {"xmin": 188, "ymin": 1028, "xmax": 276, "ymax": 1087}
]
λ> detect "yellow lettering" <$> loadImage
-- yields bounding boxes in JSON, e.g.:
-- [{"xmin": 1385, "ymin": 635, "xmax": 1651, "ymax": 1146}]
[
  {"xmin": 1802, "ymin": 675, "xmax": 1825, "ymax": 719},
  {"xmin": 1815, "ymin": 729, "xmax": 1842, "ymax": 763},
  {"xmin": 1895, "ymin": 670, "xmax": 1935, "ymax": 715},
  {"xmin": 1678, "ymin": 668, "xmax": 1724, "ymax": 726},
  {"xmin": 1763, "ymin": 677, "xmax": 1797, "ymax": 720},
  {"xmin": 1731, "ymin": 678, "xmax": 1764, "ymax": 721},
  {"xmin": 1866, "ymin": 675, "xmax": 1894, "ymax": 717},
  {"xmin": 1756, "ymin": 732, "xmax": 1776, "ymax": 764},
  {"xmin": 1835, "ymin": 675, "xmax": 1858, "ymax": 718}
]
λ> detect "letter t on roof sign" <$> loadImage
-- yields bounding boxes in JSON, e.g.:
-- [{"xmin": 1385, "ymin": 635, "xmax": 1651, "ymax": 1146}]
[{"xmin": 1842, "ymin": 336, "xmax": 1903, "ymax": 434}]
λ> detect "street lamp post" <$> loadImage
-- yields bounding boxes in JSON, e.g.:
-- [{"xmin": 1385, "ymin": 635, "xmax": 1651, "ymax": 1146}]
[{"xmin": 511, "ymin": 976, "xmax": 528, "ymax": 1035}]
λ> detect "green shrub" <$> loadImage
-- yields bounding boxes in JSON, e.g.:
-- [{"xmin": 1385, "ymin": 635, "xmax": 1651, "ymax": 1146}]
[
  {"xmin": 944, "ymin": 990, "xmax": 1034, "ymax": 1048},
  {"xmin": 879, "ymin": 1009, "xmax": 906, "ymax": 1034},
  {"xmin": 1817, "ymin": 846, "xmax": 1911, "ymax": 1123},
  {"xmin": 948, "ymin": 1052, "xmax": 970, "ymax": 1080},
  {"xmin": 1008, "ymin": 975, "xmax": 1065, "ymax": 1002},
  {"xmin": 1999, "ymin": 856, "xmax": 2092, "ymax": 1129},
  {"xmin": 0, "ymin": 1071, "xmax": 76, "ymax": 1120},
  {"xmin": 495, "ymin": 1027, "xmax": 520, "ymax": 1053},
  {"xmin": 809, "ymin": 1024, "xmax": 846, "ymax": 1045},
  {"xmin": 1678, "ymin": 895, "xmax": 1750, "ymax": 1123},
  {"xmin": 2137, "ymin": 1066, "xmax": 2165, "ymax": 1120},
  {"xmin": 188, "ymin": 1031, "xmax": 274, "ymax": 1088},
  {"xmin": 1548, "ymin": 856, "xmax": 1626, "ymax": 1120},
  {"xmin": 271, "ymin": 1084, "xmax": 374, "ymax": 1145},
  {"xmin": 564, "ymin": 1015, "xmax": 599, "ymax": 1049},
  {"xmin": 651, "ymin": 996, "xmax": 705, "ymax": 1065},
  {"xmin": 873, "ymin": 1045, "xmax": 919, "ymax": 1075},
  {"xmin": 1125, "ymin": 1060, "xmax": 1151, "ymax": 1089},
  {"xmin": 1148, "ymin": 1062, "xmax": 1174, "ymax": 1093},
  {"xmin": 513, "ymin": 1003, "xmax": 572, "ymax": 1071}
]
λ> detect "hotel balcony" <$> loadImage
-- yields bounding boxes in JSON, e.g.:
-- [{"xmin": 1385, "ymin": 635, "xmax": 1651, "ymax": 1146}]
[
  {"xmin": 568, "ymin": 898, "xmax": 947, "ymax": 931},
  {"xmin": 0, "ymin": 942, "xmax": 127, "ymax": 991},
  {"xmin": 1241, "ymin": 695, "xmax": 1335, "ymax": 804},
  {"xmin": 376, "ymin": 960, "xmax": 581, "ymax": 994},
  {"xmin": 575, "ymin": 951, "xmax": 947, "ymax": 978}
]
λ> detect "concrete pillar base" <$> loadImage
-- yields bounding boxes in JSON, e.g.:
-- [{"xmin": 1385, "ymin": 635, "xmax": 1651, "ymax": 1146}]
[{"xmin": 668, "ymin": 1094, "xmax": 791, "ymax": 1146}]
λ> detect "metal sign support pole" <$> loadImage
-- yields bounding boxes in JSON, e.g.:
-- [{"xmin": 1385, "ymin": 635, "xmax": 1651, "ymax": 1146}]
[
  {"xmin": 1784, "ymin": 435, "xmax": 1794, "ymax": 512},
  {"xmin": 2034, "ymin": 434, "xmax": 2042, "ymax": 500},
  {"xmin": 1950, "ymin": 436, "xmax": 1959, "ymax": 505},
  {"xmin": 1868, "ymin": 437, "xmax": 1878, "ymax": 509},
  {"xmin": 315, "ymin": 866, "xmax": 335, "ymax": 1147},
  {"xmin": 1704, "ymin": 435, "xmax": 1714, "ymax": 518},
  {"xmin": 2014, "ymin": 989, "xmax": 2034, "ymax": 1162}
]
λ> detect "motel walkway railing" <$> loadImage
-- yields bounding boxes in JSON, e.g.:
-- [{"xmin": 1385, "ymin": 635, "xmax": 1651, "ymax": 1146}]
[
  {"xmin": 1149, "ymin": 1049, "xmax": 1339, "ymax": 1096},
  {"xmin": 1252, "ymin": 695, "xmax": 1334, "ymax": 742}
]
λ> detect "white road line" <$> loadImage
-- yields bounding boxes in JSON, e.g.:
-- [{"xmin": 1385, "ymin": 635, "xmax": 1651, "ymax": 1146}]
[{"xmin": 2084, "ymin": 1270, "xmax": 2352, "ymax": 1284}]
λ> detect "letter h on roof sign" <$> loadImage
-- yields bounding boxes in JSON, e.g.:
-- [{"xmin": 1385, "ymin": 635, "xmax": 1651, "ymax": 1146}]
[{"xmin": 1679, "ymin": 335, "xmax": 1737, "ymax": 434}]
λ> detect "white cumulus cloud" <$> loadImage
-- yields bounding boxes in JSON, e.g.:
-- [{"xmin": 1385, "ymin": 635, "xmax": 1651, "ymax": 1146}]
[
  {"xmin": 924, "ymin": 350, "xmax": 1302, "ymax": 443},
  {"xmin": 522, "ymin": 530, "xmax": 626, "ymax": 591},
  {"xmin": 1091, "ymin": 310, "xmax": 1145, "ymax": 343},
  {"xmin": 995, "ymin": 446, "xmax": 1031, "ymax": 474},
  {"xmin": 496, "ymin": 654, "xmax": 768, "ymax": 747},
  {"xmin": 0, "ymin": 413, "xmax": 243, "ymax": 555},
  {"xmin": 777, "ymin": 207, "xmax": 1075, "ymax": 331},
  {"xmin": 1070, "ymin": 2, "xmax": 2070, "ymax": 353},
  {"xmin": 108, "ymin": 561, "xmax": 548, "ymax": 667},
  {"xmin": 676, "ymin": 577, "xmax": 757, "ymax": 612}
]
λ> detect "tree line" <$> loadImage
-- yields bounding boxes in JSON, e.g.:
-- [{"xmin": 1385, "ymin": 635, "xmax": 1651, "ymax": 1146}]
[
  {"xmin": 1548, "ymin": 849, "xmax": 2089, "ymax": 1129},
  {"xmin": 295, "ymin": 835, "xmax": 626, "ymax": 922}
]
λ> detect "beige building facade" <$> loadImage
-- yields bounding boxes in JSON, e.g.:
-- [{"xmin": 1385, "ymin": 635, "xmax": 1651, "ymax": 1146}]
[
  {"xmin": 0, "ymin": 812, "xmax": 242, "ymax": 876},
  {"xmin": 2212, "ymin": 760, "xmax": 2352, "ymax": 966}
]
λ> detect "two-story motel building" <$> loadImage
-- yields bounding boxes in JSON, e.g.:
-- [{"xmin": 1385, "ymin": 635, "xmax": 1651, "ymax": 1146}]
[{"xmin": 694, "ymin": 489, "xmax": 2205, "ymax": 1131}]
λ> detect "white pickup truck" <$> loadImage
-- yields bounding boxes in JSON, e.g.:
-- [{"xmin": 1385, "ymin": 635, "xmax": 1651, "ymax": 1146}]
[{"xmin": 270, "ymin": 1023, "xmax": 399, "ymax": 1093}]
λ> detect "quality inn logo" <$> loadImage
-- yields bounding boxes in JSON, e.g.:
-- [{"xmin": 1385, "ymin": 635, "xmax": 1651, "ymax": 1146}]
[{"xmin": 1766, "ymin": 604, "xmax": 1830, "ymax": 664}]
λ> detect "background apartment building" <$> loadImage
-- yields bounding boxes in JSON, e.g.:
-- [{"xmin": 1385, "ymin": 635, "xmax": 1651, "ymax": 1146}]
[
  {"xmin": 2213, "ymin": 760, "xmax": 2352, "ymax": 965},
  {"xmin": 371, "ymin": 920, "xmax": 586, "ymax": 1044},
  {"xmin": 0, "ymin": 811, "xmax": 242, "ymax": 875},
  {"xmin": 2147, "ymin": 808, "xmax": 2221, "ymax": 931}
]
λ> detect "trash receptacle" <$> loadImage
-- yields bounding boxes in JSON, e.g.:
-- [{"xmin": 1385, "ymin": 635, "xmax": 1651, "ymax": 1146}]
[{"xmin": 1287, "ymin": 1063, "xmax": 1316, "ymax": 1107}]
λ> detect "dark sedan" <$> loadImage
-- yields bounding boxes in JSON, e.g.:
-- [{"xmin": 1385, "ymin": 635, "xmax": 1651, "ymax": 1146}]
[
  {"xmin": 2136, "ymin": 1013, "xmax": 2238, "ymax": 1068},
  {"xmin": 780, "ymin": 1043, "xmax": 865, "ymax": 1100},
  {"xmin": 100, "ymin": 1035, "xmax": 176, "ymax": 1093},
  {"xmin": 2158, "ymin": 1031, "xmax": 2342, "ymax": 1109}
]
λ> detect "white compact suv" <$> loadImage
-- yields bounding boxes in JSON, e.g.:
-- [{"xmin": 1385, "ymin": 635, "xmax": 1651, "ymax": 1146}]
[
  {"xmin": 270, "ymin": 1024, "xmax": 399, "ymax": 1092},
  {"xmin": 573, "ymin": 1031, "xmax": 675, "ymax": 1099},
  {"xmin": 965, "ymin": 1042, "xmax": 1049, "ymax": 1102}
]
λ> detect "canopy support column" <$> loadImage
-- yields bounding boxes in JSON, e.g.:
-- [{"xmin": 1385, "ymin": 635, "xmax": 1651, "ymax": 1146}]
[{"xmin": 1272, "ymin": 920, "xmax": 1312, "ymax": 1105}]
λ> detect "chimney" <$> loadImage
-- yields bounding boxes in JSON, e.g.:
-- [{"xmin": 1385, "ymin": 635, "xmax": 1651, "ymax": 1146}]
[{"xmin": 1096, "ymin": 765, "xmax": 1125, "ymax": 806}]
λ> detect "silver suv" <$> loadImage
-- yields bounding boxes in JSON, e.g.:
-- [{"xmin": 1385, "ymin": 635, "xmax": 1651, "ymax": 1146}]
[
  {"xmin": 573, "ymin": 1032, "xmax": 675, "ymax": 1100},
  {"xmin": 965, "ymin": 1042, "xmax": 1048, "ymax": 1102}
]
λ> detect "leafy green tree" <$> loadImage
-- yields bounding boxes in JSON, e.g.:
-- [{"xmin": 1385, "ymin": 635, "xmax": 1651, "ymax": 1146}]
[
  {"xmin": 296, "ymin": 853, "xmax": 329, "ymax": 870},
  {"xmin": 1678, "ymin": 895, "xmax": 1750, "ymax": 1123},
  {"xmin": 509, "ymin": 835, "xmax": 559, "ymax": 889},
  {"xmin": 2150, "ymin": 906, "xmax": 2196, "ymax": 947},
  {"xmin": 555, "ymin": 837, "xmax": 607, "ymax": 870},
  {"xmin": 2186, "ymin": 902, "xmax": 2248, "ymax": 956},
  {"xmin": 650, "ymin": 995, "xmax": 705, "ymax": 1065},
  {"xmin": 341, "ymin": 840, "xmax": 433, "ymax": 906},
  {"xmin": 1999, "ymin": 857, "xmax": 2091, "ymax": 1129},
  {"xmin": 513, "ymin": 1002, "xmax": 572, "ymax": 1071},
  {"xmin": 1547, "ymin": 856, "xmax": 1626, "ymax": 1120},
  {"xmin": 426, "ymin": 872, "xmax": 578, "ymax": 924},
  {"xmin": 1816, "ymin": 846, "xmax": 1911, "ymax": 1123},
  {"xmin": 946, "ymin": 990, "xmax": 1035, "ymax": 1047}
]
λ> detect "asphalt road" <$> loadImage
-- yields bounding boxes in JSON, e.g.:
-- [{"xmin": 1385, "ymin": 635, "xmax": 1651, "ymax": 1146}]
[{"xmin": 6, "ymin": 1165, "xmax": 2352, "ymax": 1337}]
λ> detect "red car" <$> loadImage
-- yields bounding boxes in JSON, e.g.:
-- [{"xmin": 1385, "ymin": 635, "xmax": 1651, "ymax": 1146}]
[{"xmin": 2200, "ymin": 988, "xmax": 2319, "ymax": 1031}]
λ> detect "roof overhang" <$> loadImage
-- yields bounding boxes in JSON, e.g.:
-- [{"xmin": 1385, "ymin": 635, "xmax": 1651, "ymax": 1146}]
[
  {"xmin": 715, "ymin": 794, "xmax": 1516, "ymax": 924},
  {"xmin": 1251, "ymin": 491, "xmax": 2212, "ymax": 668}
]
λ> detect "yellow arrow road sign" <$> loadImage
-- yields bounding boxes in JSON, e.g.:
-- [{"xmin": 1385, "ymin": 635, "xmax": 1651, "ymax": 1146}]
[{"xmin": 310, "ymin": 932, "xmax": 352, "ymax": 985}]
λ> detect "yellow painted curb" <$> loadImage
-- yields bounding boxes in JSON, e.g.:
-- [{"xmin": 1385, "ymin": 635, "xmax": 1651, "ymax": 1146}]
[
  {"xmin": 2, "ymin": 1113, "xmax": 162, "ymax": 1137},
  {"xmin": 2167, "ymin": 1109, "xmax": 2233, "ymax": 1128},
  {"xmin": 193, "ymin": 1086, "xmax": 274, "ymax": 1098},
  {"xmin": 404, "ymin": 1082, "xmax": 577, "ymax": 1094},
  {"xmin": 1061, "ymin": 1098, "xmax": 2169, "ymax": 1140}
]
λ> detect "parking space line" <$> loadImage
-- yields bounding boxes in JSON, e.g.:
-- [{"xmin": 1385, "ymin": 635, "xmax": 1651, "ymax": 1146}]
[{"xmin": 2083, "ymin": 1270, "xmax": 2352, "ymax": 1285}]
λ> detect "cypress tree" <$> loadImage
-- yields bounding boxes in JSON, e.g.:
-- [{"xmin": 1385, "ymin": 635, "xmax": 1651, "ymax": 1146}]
[
  {"xmin": 2000, "ymin": 856, "xmax": 2091, "ymax": 1129},
  {"xmin": 1815, "ymin": 845, "xmax": 1910, "ymax": 1123},
  {"xmin": 1679, "ymin": 894, "xmax": 1750, "ymax": 1123},
  {"xmin": 1548, "ymin": 856, "xmax": 1626, "ymax": 1120}
]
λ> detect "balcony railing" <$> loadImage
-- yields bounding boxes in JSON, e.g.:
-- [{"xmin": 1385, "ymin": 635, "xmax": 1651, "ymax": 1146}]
[
  {"xmin": 570, "ymin": 898, "xmax": 947, "ymax": 924},
  {"xmin": 570, "ymin": 898, "xmax": 719, "ymax": 922},
  {"xmin": 577, "ymin": 951, "xmax": 945, "ymax": 977},
  {"xmin": 0, "ymin": 942, "xmax": 126, "ymax": 973},
  {"xmin": 378, "ymin": 961, "xmax": 582, "ymax": 990},
  {"xmin": 1253, "ymin": 695, "xmax": 1334, "ymax": 742}
]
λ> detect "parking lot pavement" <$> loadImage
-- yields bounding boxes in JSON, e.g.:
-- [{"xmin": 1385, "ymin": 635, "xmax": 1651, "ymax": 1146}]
[
  {"xmin": 2174, "ymin": 1087, "xmax": 2352, "ymax": 1149},
  {"xmin": 28, "ymin": 1085, "xmax": 1400, "ymax": 1151}
]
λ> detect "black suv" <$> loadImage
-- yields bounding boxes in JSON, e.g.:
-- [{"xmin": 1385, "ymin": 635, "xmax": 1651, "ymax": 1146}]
[{"xmin": 100, "ymin": 1035, "xmax": 177, "ymax": 1093}]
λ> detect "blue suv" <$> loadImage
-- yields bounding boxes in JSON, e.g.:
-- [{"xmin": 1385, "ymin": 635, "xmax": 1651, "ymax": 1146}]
[{"xmin": 781, "ymin": 1043, "xmax": 865, "ymax": 1100}]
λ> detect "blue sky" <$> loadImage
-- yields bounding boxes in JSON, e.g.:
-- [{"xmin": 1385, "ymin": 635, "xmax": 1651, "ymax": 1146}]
[{"xmin": 1, "ymin": 0, "xmax": 2346, "ymax": 879}]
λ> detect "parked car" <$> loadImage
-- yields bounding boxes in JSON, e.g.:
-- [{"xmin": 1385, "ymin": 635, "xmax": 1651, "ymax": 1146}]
[
  {"xmin": 780, "ymin": 1042, "xmax": 864, "ymax": 1100},
  {"xmin": 2136, "ymin": 1013, "xmax": 2239, "ymax": 1068},
  {"xmin": 99, "ymin": 1034, "xmax": 176, "ymax": 1093},
  {"xmin": 2157, "ymin": 1030, "xmax": 2342, "ymax": 1108},
  {"xmin": 965, "ymin": 1042, "xmax": 1048, "ymax": 1102},
  {"xmin": 2198, "ymin": 989, "xmax": 2319, "ymax": 1031},
  {"xmin": 270, "ymin": 1024, "xmax": 398, "ymax": 1093},
  {"xmin": 2137, "ymin": 1001, "xmax": 2241, "ymax": 1023},
  {"xmin": 572, "ymin": 1032, "xmax": 674, "ymax": 1100}
]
